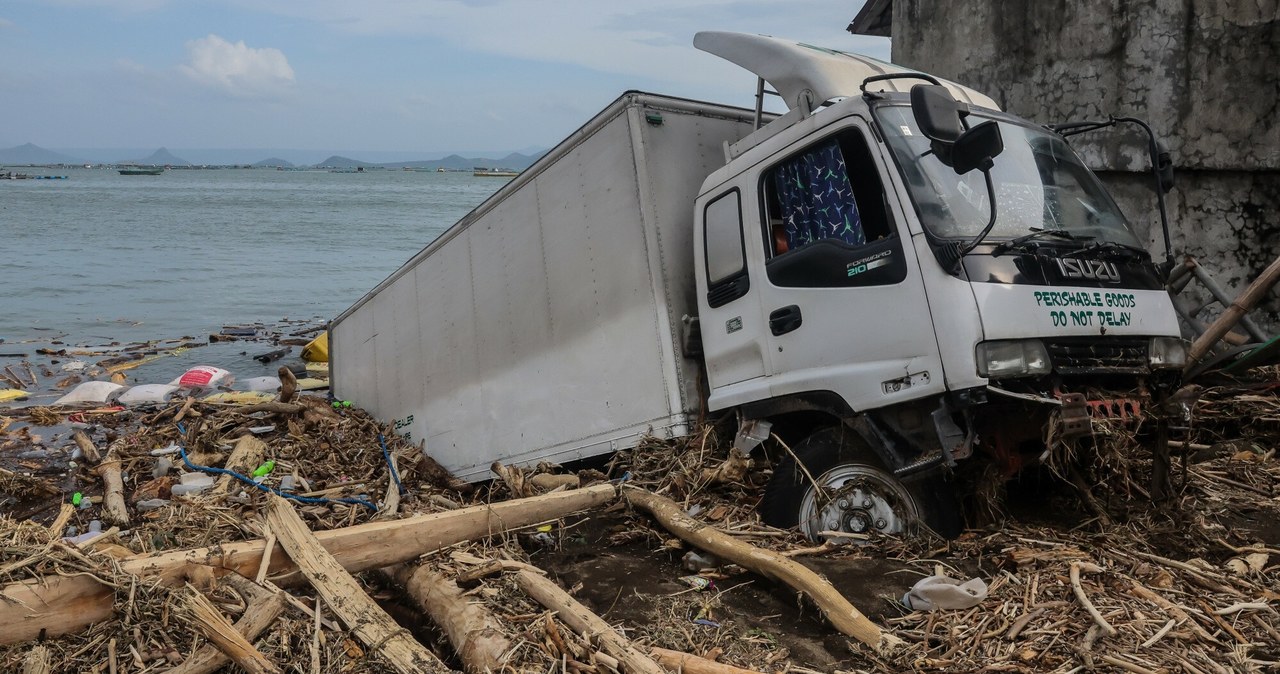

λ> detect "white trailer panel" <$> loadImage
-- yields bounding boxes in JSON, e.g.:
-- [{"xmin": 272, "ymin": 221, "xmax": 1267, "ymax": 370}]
[{"xmin": 332, "ymin": 93, "xmax": 759, "ymax": 481}]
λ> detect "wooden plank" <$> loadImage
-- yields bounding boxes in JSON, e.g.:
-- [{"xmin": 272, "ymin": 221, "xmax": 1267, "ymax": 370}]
[
  {"xmin": 0, "ymin": 483, "xmax": 617, "ymax": 646},
  {"xmin": 265, "ymin": 495, "xmax": 452, "ymax": 674}
]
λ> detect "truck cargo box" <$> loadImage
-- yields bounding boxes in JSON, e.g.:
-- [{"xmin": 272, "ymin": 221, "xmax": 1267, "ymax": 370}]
[{"xmin": 331, "ymin": 93, "xmax": 760, "ymax": 482}]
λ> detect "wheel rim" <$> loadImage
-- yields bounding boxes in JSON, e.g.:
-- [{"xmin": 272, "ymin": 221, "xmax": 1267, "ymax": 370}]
[{"xmin": 798, "ymin": 463, "xmax": 919, "ymax": 541}]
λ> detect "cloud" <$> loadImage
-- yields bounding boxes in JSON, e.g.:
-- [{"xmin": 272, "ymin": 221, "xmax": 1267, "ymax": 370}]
[
  {"xmin": 179, "ymin": 34, "xmax": 295, "ymax": 98},
  {"xmin": 232, "ymin": 1, "xmax": 887, "ymax": 89},
  {"xmin": 0, "ymin": 17, "xmax": 13, "ymax": 29}
]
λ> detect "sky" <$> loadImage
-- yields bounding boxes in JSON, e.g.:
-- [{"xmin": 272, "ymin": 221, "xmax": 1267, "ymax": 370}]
[{"xmin": 0, "ymin": 0, "xmax": 888, "ymax": 161}]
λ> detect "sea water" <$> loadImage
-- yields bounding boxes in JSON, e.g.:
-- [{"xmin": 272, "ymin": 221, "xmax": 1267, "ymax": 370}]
[{"xmin": 0, "ymin": 167, "xmax": 504, "ymax": 386}]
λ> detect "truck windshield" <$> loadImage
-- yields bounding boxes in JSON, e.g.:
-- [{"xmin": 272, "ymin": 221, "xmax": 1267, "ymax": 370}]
[{"xmin": 875, "ymin": 105, "xmax": 1142, "ymax": 249}]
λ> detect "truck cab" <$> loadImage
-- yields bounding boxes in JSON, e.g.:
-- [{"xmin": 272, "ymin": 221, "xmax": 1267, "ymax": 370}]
[{"xmin": 690, "ymin": 33, "xmax": 1184, "ymax": 539}]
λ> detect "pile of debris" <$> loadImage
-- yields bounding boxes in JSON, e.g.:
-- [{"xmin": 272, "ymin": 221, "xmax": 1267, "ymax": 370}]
[{"xmin": 1, "ymin": 368, "xmax": 1278, "ymax": 673}]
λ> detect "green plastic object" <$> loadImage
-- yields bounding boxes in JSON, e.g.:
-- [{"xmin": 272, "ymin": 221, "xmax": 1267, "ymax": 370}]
[
  {"xmin": 1222, "ymin": 334, "xmax": 1280, "ymax": 374},
  {"xmin": 72, "ymin": 492, "xmax": 83, "ymax": 505},
  {"xmin": 252, "ymin": 461, "xmax": 276, "ymax": 478}
]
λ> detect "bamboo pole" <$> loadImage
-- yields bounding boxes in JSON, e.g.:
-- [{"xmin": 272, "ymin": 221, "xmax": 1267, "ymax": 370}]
[
  {"xmin": 0, "ymin": 483, "xmax": 617, "ymax": 645},
  {"xmin": 265, "ymin": 495, "xmax": 452, "ymax": 674},
  {"xmin": 623, "ymin": 487, "xmax": 900, "ymax": 653},
  {"xmin": 1186, "ymin": 254, "xmax": 1280, "ymax": 371}
]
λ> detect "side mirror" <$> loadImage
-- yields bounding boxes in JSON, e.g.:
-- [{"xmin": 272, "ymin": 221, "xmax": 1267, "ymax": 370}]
[
  {"xmin": 951, "ymin": 121, "xmax": 1004, "ymax": 174},
  {"xmin": 912, "ymin": 84, "xmax": 1005, "ymax": 175},
  {"xmin": 910, "ymin": 84, "xmax": 966, "ymax": 143},
  {"xmin": 1155, "ymin": 140, "xmax": 1174, "ymax": 192}
]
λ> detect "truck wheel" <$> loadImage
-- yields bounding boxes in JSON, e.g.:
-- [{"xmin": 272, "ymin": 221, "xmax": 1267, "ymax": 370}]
[{"xmin": 761, "ymin": 427, "xmax": 962, "ymax": 540}]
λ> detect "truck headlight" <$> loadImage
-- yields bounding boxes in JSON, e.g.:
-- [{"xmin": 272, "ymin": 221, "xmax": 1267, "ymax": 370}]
[
  {"xmin": 1149, "ymin": 336, "xmax": 1187, "ymax": 369},
  {"xmin": 976, "ymin": 339, "xmax": 1052, "ymax": 378}
]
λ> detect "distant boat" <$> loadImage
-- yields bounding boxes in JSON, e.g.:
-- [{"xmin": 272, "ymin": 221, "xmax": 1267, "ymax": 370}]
[
  {"xmin": 118, "ymin": 167, "xmax": 164, "ymax": 176},
  {"xmin": 437, "ymin": 167, "xmax": 446, "ymax": 173},
  {"xmin": 473, "ymin": 167, "xmax": 518, "ymax": 177}
]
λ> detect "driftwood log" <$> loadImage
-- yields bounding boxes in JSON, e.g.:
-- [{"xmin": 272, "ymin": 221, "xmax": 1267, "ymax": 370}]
[
  {"xmin": 516, "ymin": 569, "xmax": 666, "ymax": 674},
  {"xmin": 649, "ymin": 647, "xmax": 766, "ymax": 674},
  {"xmin": 623, "ymin": 487, "xmax": 899, "ymax": 653},
  {"xmin": 386, "ymin": 563, "xmax": 512, "ymax": 674},
  {"xmin": 169, "ymin": 574, "xmax": 287, "ymax": 674},
  {"xmin": 20, "ymin": 645, "xmax": 51, "ymax": 674},
  {"xmin": 265, "ymin": 494, "xmax": 452, "ymax": 674},
  {"xmin": 214, "ymin": 435, "xmax": 267, "ymax": 495},
  {"xmin": 96, "ymin": 456, "xmax": 130, "ymax": 526},
  {"xmin": 180, "ymin": 584, "xmax": 281, "ymax": 674},
  {"xmin": 0, "ymin": 483, "xmax": 618, "ymax": 645}
]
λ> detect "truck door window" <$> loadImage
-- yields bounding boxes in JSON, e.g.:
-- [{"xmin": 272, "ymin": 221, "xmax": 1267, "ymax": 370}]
[
  {"xmin": 761, "ymin": 128, "xmax": 907, "ymax": 288},
  {"xmin": 703, "ymin": 189, "xmax": 750, "ymax": 308}
]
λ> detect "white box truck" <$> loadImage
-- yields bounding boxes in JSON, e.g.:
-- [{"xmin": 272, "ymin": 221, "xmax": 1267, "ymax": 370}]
[{"xmin": 331, "ymin": 32, "xmax": 1185, "ymax": 539}]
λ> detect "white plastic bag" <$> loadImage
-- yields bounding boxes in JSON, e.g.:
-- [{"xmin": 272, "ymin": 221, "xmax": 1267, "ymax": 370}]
[
  {"xmin": 117, "ymin": 384, "xmax": 180, "ymax": 406},
  {"xmin": 902, "ymin": 575, "xmax": 988, "ymax": 611},
  {"xmin": 54, "ymin": 381, "xmax": 125, "ymax": 405},
  {"xmin": 239, "ymin": 376, "xmax": 281, "ymax": 393}
]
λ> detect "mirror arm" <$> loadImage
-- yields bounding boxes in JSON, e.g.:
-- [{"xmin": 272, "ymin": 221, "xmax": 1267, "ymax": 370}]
[
  {"xmin": 1049, "ymin": 116, "xmax": 1176, "ymax": 271},
  {"xmin": 1112, "ymin": 116, "xmax": 1175, "ymax": 270},
  {"xmin": 959, "ymin": 169, "xmax": 999, "ymax": 258}
]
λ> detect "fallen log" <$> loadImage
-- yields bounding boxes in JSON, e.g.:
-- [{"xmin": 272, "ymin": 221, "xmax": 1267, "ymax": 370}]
[
  {"xmin": 649, "ymin": 647, "xmax": 765, "ymax": 674},
  {"xmin": 386, "ymin": 563, "xmax": 512, "ymax": 674},
  {"xmin": 623, "ymin": 487, "xmax": 899, "ymax": 653},
  {"xmin": 266, "ymin": 495, "xmax": 452, "ymax": 674},
  {"xmin": 180, "ymin": 584, "xmax": 281, "ymax": 674},
  {"xmin": 0, "ymin": 483, "xmax": 617, "ymax": 645},
  {"xmin": 169, "ymin": 574, "xmax": 286, "ymax": 674},
  {"xmin": 515, "ymin": 569, "xmax": 666, "ymax": 674}
]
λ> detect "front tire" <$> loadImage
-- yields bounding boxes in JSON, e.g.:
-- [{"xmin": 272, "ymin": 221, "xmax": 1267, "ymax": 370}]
[{"xmin": 761, "ymin": 426, "xmax": 962, "ymax": 540}]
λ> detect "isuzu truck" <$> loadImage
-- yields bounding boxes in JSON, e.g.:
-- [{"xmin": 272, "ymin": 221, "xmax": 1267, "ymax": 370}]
[{"xmin": 331, "ymin": 32, "xmax": 1185, "ymax": 539}]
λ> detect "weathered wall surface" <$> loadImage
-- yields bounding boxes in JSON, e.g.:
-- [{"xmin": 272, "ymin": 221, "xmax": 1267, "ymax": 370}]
[{"xmin": 887, "ymin": 0, "xmax": 1280, "ymax": 328}]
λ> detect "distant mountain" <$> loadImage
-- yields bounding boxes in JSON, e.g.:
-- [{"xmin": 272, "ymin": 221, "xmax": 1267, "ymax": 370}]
[
  {"xmin": 0, "ymin": 143, "xmax": 84, "ymax": 165},
  {"xmin": 373, "ymin": 151, "xmax": 545, "ymax": 171},
  {"xmin": 252, "ymin": 157, "xmax": 294, "ymax": 168},
  {"xmin": 314, "ymin": 155, "xmax": 372, "ymax": 168},
  {"xmin": 127, "ymin": 147, "xmax": 191, "ymax": 166}
]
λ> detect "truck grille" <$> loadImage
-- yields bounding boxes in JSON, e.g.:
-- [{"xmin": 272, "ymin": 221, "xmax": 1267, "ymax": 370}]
[{"xmin": 1045, "ymin": 338, "xmax": 1149, "ymax": 374}]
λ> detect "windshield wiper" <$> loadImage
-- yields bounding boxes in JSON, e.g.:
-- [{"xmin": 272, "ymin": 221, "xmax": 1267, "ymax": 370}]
[
  {"xmin": 1062, "ymin": 239, "xmax": 1150, "ymax": 261},
  {"xmin": 991, "ymin": 228, "xmax": 1092, "ymax": 256}
]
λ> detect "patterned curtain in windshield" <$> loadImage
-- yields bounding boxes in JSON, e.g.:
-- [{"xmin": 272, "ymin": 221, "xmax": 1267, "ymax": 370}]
[{"xmin": 772, "ymin": 139, "xmax": 864, "ymax": 249}]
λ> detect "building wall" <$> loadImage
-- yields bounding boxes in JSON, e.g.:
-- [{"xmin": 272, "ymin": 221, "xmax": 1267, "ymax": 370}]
[{"xmin": 887, "ymin": 0, "xmax": 1280, "ymax": 328}]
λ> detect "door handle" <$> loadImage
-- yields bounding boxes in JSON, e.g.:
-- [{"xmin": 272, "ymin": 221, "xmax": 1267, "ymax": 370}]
[{"xmin": 769, "ymin": 305, "xmax": 803, "ymax": 336}]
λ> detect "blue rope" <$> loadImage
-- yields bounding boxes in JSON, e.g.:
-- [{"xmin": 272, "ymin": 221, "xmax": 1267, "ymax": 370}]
[
  {"xmin": 379, "ymin": 434, "xmax": 407, "ymax": 496},
  {"xmin": 175, "ymin": 422, "xmax": 377, "ymax": 511}
]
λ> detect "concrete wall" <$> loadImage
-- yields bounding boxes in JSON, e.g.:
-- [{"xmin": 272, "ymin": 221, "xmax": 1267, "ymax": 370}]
[{"xmin": 886, "ymin": 0, "xmax": 1280, "ymax": 329}]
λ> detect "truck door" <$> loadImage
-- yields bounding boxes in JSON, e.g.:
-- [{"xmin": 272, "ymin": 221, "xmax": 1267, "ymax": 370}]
[
  {"xmin": 696, "ymin": 188, "xmax": 770, "ymax": 395},
  {"xmin": 755, "ymin": 119, "xmax": 945, "ymax": 411}
]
